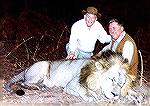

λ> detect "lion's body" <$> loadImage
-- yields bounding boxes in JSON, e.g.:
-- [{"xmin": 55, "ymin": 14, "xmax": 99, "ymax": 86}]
[{"xmin": 4, "ymin": 50, "xmax": 129, "ymax": 102}]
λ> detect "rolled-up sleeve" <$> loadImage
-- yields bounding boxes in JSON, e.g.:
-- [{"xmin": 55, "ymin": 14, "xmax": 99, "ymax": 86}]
[
  {"xmin": 100, "ymin": 34, "xmax": 111, "ymax": 43},
  {"xmin": 68, "ymin": 24, "xmax": 78, "ymax": 52},
  {"xmin": 97, "ymin": 25, "xmax": 111, "ymax": 44}
]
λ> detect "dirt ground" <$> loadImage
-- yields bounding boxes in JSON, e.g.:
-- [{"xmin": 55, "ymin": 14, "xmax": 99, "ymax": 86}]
[{"xmin": 0, "ymin": 39, "xmax": 150, "ymax": 106}]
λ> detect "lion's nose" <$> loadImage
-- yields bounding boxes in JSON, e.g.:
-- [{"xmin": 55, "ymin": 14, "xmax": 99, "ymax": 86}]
[
  {"xmin": 111, "ymin": 86, "xmax": 121, "ymax": 97},
  {"xmin": 111, "ymin": 91, "xmax": 119, "ymax": 97}
]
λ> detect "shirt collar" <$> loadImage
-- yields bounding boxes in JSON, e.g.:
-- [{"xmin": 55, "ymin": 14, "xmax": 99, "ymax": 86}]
[{"xmin": 113, "ymin": 31, "xmax": 126, "ymax": 43}]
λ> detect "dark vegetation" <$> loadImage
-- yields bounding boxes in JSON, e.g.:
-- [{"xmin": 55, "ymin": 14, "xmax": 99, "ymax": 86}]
[{"xmin": 0, "ymin": 10, "xmax": 69, "ymax": 79}]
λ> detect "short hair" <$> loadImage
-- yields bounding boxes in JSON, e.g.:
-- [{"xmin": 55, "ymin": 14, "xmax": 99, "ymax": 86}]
[{"xmin": 109, "ymin": 18, "xmax": 124, "ymax": 26}]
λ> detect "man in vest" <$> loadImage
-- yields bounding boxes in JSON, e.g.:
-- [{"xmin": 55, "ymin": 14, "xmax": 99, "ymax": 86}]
[{"xmin": 97, "ymin": 19, "xmax": 139, "ymax": 97}]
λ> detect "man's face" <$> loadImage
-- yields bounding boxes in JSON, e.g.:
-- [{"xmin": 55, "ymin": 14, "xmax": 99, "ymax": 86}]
[
  {"xmin": 109, "ymin": 22, "xmax": 124, "ymax": 40},
  {"xmin": 85, "ymin": 13, "xmax": 97, "ymax": 27}
]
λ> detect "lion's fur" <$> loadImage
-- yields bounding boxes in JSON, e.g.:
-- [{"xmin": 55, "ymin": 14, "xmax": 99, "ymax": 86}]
[
  {"xmin": 4, "ymin": 50, "xmax": 130, "ymax": 101},
  {"xmin": 79, "ymin": 50, "xmax": 130, "ymax": 97}
]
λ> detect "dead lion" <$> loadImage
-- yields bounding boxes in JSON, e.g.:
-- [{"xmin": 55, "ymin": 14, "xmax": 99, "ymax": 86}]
[{"xmin": 3, "ymin": 50, "xmax": 129, "ymax": 102}]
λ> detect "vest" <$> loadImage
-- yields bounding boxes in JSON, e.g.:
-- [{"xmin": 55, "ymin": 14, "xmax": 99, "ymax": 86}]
[{"xmin": 111, "ymin": 34, "xmax": 138, "ymax": 80}]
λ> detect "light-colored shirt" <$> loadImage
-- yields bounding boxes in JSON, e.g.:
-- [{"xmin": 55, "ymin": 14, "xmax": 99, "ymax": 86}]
[
  {"xmin": 68, "ymin": 19, "xmax": 111, "ymax": 52},
  {"xmin": 101, "ymin": 31, "xmax": 133, "ymax": 63}
]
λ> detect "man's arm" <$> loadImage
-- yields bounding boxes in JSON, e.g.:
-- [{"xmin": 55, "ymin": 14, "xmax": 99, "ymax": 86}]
[
  {"xmin": 66, "ymin": 23, "xmax": 78, "ymax": 59},
  {"xmin": 122, "ymin": 41, "xmax": 134, "ymax": 64},
  {"xmin": 97, "ymin": 23, "xmax": 111, "ymax": 44}
]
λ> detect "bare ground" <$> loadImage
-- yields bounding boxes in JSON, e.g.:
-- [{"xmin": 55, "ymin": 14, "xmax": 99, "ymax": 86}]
[{"xmin": 0, "ymin": 37, "xmax": 150, "ymax": 106}]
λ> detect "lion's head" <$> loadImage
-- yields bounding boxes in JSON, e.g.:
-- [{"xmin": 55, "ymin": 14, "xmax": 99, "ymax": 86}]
[{"xmin": 79, "ymin": 50, "xmax": 129, "ymax": 99}]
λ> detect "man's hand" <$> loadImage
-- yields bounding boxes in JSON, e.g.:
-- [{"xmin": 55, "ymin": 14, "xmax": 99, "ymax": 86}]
[{"xmin": 66, "ymin": 52, "xmax": 75, "ymax": 60}]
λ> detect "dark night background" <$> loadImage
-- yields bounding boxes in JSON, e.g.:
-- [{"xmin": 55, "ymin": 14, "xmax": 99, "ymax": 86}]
[
  {"xmin": 0, "ymin": 0, "xmax": 150, "ymax": 27},
  {"xmin": 0, "ymin": 0, "xmax": 149, "ymax": 48}
]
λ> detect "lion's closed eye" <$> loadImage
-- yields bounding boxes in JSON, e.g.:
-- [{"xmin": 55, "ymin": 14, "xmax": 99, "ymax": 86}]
[{"xmin": 95, "ymin": 62, "xmax": 103, "ymax": 71}]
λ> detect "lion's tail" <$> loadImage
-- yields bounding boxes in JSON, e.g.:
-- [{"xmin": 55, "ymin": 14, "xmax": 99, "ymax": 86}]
[{"xmin": 3, "ymin": 69, "xmax": 26, "ymax": 93}]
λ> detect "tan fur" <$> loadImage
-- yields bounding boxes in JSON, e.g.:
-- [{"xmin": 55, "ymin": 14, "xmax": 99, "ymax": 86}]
[{"xmin": 79, "ymin": 52, "xmax": 130, "ymax": 97}]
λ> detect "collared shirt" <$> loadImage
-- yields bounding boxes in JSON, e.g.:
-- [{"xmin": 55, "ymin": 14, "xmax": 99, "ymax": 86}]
[
  {"xmin": 101, "ymin": 31, "xmax": 133, "ymax": 63},
  {"xmin": 68, "ymin": 19, "xmax": 111, "ymax": 52}
]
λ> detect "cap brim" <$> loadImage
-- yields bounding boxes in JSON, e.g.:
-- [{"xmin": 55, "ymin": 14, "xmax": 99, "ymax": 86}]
[
  {"xmin": 82, "ymin": 10, "xmax": 87, "ymax": 15},
  {"xmin": 97, "ymin": 13, "xmax": 102, "ymax": 18}
]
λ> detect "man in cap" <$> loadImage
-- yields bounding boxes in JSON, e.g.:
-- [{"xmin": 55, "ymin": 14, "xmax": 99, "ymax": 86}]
[{"xmin": 66, "ymin": 6, "xmax": 111, "ymax": 59}]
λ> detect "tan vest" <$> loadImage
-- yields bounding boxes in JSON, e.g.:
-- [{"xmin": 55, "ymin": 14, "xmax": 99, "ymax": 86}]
[{"xmin": 111, "ymin": 34, "xmax": 138, "ymax": 80}]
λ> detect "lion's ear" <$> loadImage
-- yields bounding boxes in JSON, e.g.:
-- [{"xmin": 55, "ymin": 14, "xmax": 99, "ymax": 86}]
[{"xmin": 95, "ymin": 62, "xmax": 103, "ymax": 71}]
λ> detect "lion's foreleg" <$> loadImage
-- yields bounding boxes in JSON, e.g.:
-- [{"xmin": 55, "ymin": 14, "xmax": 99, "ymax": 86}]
[
  {"xmin": 64, "ymin": 77, "xmax": 94, "ymax": 102},
  {"xmin": 121, "ymin": 75, "xmax": 135, "ymax": 97}
]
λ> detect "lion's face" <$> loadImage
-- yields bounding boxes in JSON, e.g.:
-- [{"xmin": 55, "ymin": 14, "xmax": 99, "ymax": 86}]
[
  {"xmin": 100, "ymin": 62, "xmax": 127, "ymax": 99},
  {"xmin": 80, "ymin": 50, "xmax": 129, "ymax": 100}
]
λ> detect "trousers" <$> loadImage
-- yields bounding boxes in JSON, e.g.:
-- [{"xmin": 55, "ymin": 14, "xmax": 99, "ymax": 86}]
[{"xmin": 66, "ymin": 43, "xmax": 93, "ymax": 59}]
